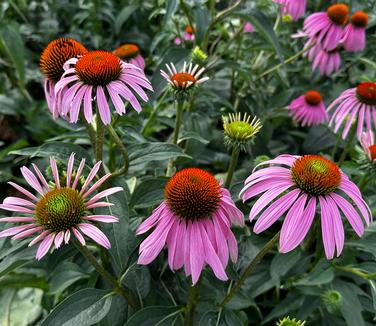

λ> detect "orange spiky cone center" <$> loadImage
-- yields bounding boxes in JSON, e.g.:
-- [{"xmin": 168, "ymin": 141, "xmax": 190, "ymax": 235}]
[
  {"xmin": 327, "ymin": 4, "xmax": 349, "ymax": 25},
  {"xmin": 305, "ymin": 90, "xmax": 323, "ymax": 106}
]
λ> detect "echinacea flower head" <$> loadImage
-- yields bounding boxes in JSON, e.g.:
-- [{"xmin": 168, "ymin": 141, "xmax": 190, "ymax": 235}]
[
  {"xmin": 358, "ymin": 130, "xmax": 376, "ymax": 175},
  {"xmin": 274, "ymin": 0, "xmax": 306, "ymax": 21},
  {"xmin": 55, "ymin": 50, "xmax": 153, "ymax": 125},
  {"xmin": 303, "ymin": 4, "xmax": 349, "ymax": 51},
  {"xmin": 341, "ymin": 11, "xmax": 368, "ymax": 52},
  {"xmin": 113, "ymin": 43, "xmax": 145, "ymax": 70},
  {"xmin": 288, "ymin": 90, "xmax": 328, "ymax": 126},
  {"xmin": 321, "ymin": 290, "xmax": 342, "ymax": 313},
  {"xmin": 184, "ymin": 25, "xmax": 195, "ymax": 41},
  {"xmin": 240, "ymin": 154, "xmax": 371, "ymax": 259},
  {"xmin": 40, "ymin": 37, "xmax": 87, "ymax": 118},
  {"xmin": 160, "ymin": 62, "xmax": 209, "ymax": 100},
  {"xmin": 276, "ymin": 316, "xmax": 306, "ymax": 326},
  {"xmin": 0, "ymin": 153, "xmax": 121, "ymax": 260},
  {"xmin": 328, "ymin": 82, "xmax": 376, "ymax": 140},
  {"xmin": 308, "ymin": 44, "xmax": 341, "ymax": 77},
  {"xmin": 222, "ymin": 113, "xmax": 262, "ymax": 151},
  {"xmin": 136, "ymin": 168, "xmax": 244, "ymax": 285}
]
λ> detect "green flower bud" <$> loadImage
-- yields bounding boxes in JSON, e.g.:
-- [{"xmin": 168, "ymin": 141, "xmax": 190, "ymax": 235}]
[
  {"xmin": 191, "ymin": 46, "xmax": 208, "ymax": 65},
  {"xmin": 322, "ymin": 290, "xmax": 342, "ymax": 313},
  {"xmin": 276, "ymin": 316, "xmax": 306, "ymax": 326},
  {"xmin": 282, "ymin": 15, "xmax": 293, "ymax": 23}
]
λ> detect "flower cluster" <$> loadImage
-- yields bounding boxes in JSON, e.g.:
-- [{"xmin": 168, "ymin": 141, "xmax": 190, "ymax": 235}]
[
  {"xmin": 40, "ymin": 38, "xmax": 153, "ymax": 125},
  {"xmin": 301, "ymin": 4, "xmax": 368, "ymax": 76}
]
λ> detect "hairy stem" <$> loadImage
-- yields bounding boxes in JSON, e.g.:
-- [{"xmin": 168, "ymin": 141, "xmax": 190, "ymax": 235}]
[
  {"xmin": 184, "ymin": 281, "xmax": 200, "ymax": 326},
  {"xmin": 224, "ymin": 148, "xmax": 239, "ymax": 189},
  {"xmin": 75, "ymin": 243, "xmax": 137, "ymax": 309},
  {"xmin": 106, "ymin": 124, "xmax": 129, "ymax": 178},
  {"xmin": 219, "ymin": 232, "xmax": 280, "ymax": 308},
  {"xmin": 166, "ymin": 99, "xmax": 184, "ymax": 176},
  {"xmin": 337, "ymin": 124, "xmax": 356, "ymax": 167}
]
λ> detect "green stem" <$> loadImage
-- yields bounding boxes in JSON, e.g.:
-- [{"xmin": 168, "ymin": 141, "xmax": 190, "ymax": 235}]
[
  {"xmin": 256, "ymin": 44, "xmax": 314, "ymax": 80},
  {"xmin": 224, "ymin": 148, "xmax": 239, "ymax": 189},
  {"xmin": 184, "ymin": 281, "xmax": 200, "ymax": 326},
  {"xmin": 358, "ymin": 174, "xmax": 369, "ymax": 192},
  {"xmin": 75, "ymin": 243, "xmax": 137, "ymax": 309},
  {"xmin": 334, "ymin": 265, "xmax": 376, "ymax": 280},
  {"xmin": 83, "ymin": 120, "xmax": 97, "ymax": 154},
  {"xmin": 106, "ymin": 125, "xmax": 129, "ymax": 178},
  {"xmin": 331, "ymin": 132, "xmax": 342, "ymax": 159},
  {"xmin": 219, "ymin": 232, "xmax": 280, "ymax": 308},
  {"xmin": 95, "ymin": 115, "xmax": 105, "ymax": 163},
  {"xmin": 337, "ymin": 124, "xmax": 356, "ymax": 167},
  {"xmin": 166, "ymin": 100, "xmax": 184, "ymax": 176}
]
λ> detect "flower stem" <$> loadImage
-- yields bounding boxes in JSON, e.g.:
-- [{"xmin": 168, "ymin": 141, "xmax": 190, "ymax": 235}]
[
  {"xmin": 331, "ymin": 132, "xmax": 342, "ymax": 159},
  {"xmin": 95, "ymin": 115, "xmax": 105, "ymax": 163},
  {"xmin": 184, "ymin": 281, "xmax": 200, "ymax": 326},
  {"xmin": 219, "ymin": 232, "xmax": 280, "ymax": 308},
  {"xmin": 106, "ymin": 124, "xmax": 129, "ymax": 178},
  {"xmin": 224, "ymin": 148, "xmax": 239, "ymax": 189},
  {"xmin": 166, "ymin": 99, "xmax": 184, "ymax": 176},
  {"xmin": 256, "ymin": 45, "xmax": 313, "ymax": 80},
  {"xmin": 337, "ymin": 125, "xmax": 356, "ymax": 167},
  {"xmin": 75, "ymin": 243, "xmax": 138, "ymax": 309}
]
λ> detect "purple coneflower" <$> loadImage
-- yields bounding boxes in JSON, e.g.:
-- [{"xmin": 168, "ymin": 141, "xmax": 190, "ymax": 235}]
[
  {"xmin": 304, "ymin": 4, "xmax": 349, "ymax": 51},
  {"xmin": 160, "ymin": 62, "xmax": 209, "ymax": 91},
  {"xmin": 240, "ymin": 154, "xmax": 371, "ymax": 259},
  {"xmin": 328, "ymin": 82, "xmax": 376, "ymax": 139},
  {"xmin": 136, "ymin": 168, "xmax": 244, "ymax": 285},
  {"xmin": 274, "ymin": 0, "xmax": 306, "ymax": 21},
  {"xmin": 308, "ymin": 44, "xmax": 341, "ymax": 76},
  {"xmin": 289, "ymin": 91, "xmax": 328, "ymax": 126},
  {"xmin": 342, "ymin": 11, "xmax": 368, "ymax": 53},
  {"xmin": 0, "ymin": 153, "xmax": 121, "ymax": 260},
  {"xmin": 55, "ymin": 50, "xmax": 152, "ymax": 125},
  {"xmin": 360, "ymin": 130, "xmax": 376, "ymax": 164},
  {"xmin": 40, "ymin": 38, "xmax": 87, "ymax": 118},
  {"xmin": 113, "ymin": 43, "xmax": 145, "ymax": 70},
  {"xmin": 184, "ymin": 26, "xmax": 195, "ymax": 41}
]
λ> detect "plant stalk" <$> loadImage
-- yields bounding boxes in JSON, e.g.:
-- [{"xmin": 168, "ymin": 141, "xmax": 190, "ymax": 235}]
[
  {"xmin": 224, "ymin": 148, "xmax": 239, "ymax": 189},
  {"xmin": 75, "ymin": 243, "xmax": 137, "ymax": 309},
  {"xmin": 184, "ymin": 281, "xmax": 200, "ymax": 326},
  {"xmin": 106, "ymin": 124, "xmax": 129, "ymax": 178},
  {"xmin": 219, "ymin": 232, "xmax": 280, "ymax": 308}
]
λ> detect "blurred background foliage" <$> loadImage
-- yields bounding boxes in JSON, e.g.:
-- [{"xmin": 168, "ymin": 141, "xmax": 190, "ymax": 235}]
[{"xmin": 0, "ymin": 0, "xmax": 376, "ymax": 325}]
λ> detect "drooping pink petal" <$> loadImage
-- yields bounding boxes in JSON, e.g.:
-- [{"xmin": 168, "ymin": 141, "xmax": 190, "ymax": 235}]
[
  {"xmin": 72, "ymin": 227, "xmax": 86, "ymax": 246},
  {"xmin": 319, "ymin": 196, "xmax": 335, "ymax": 260},
  {"xmin": 83, "ymin": 215, "xmax": 119, "ymax": 223},
  {"xmin": 36, "ymin": 233, "xmax": 55, "ymax": 260},
  {"xmin": 78, "ymin": 223, "xmax": 111, "ymax": 249}
]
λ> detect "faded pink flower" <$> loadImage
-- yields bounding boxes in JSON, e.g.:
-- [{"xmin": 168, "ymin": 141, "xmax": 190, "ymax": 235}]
[
  {"xmin": 0, "ymin": 153, "xmax": 120, "ymax": 260},
  {"xmin": 274, "ymin": 0, "xmax": 306, "ymax": 21},
  {"xmin": 136, "ymin": 168, "xmax": 244, "ymax": 285},
  {"xmin": 240, "ymin": 154, "xmax": 371, "ymax": 259},
  {"xmin": 243, "ymin": 22, "xmax": 255, "ymax": 33},
  {"xmin": 342, "ymin": 11, "xmax": 368, "ymax": 52},
  {"xmin": 308, "ymin": 44, "xmax": 341, "ymax": 76}
]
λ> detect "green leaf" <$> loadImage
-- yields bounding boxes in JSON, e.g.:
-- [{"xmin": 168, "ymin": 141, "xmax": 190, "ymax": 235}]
[
  {"xmin": 270, "ymin": 250, "xmax": 301, "ymax": 282},
  {"xmin": 0, "ymin": 24, "xmax": 25, "ymax": 87},
  {"xmin": 194, "ymin": 6, "xmax": 210, "ymax": 44},
  {"xmin": 295, "ymin": 260, "xmax": 334, "ymax": 286},
  {"xmin": 10, "ymin": 142, "xmax": 92, "ymax": 161},
  {"xmin": 129, "ymin": 177, "xmax": 167, "ymax": 209},
  {"xmin": 124, "ymin": 306, "xmax": 182, "ymax": 326},
  {"xmin": 0, "ymin": 273, "xmax": 48, "ymax": 290},
  {"xmin": 335, "ymin": 280, "xmax": 365, "ymax": 326},
  {"xmin": 240, "ymin": 10, "xmax": 283, "ymax": 62},
  {"xmin": 163, "ymin": 0, "xmax": 178, "ymax": 25},
  {"xmin": 98, "ymin": 178, "xmax": 138, "ymax": 274},
  {"xmin": 115, "ymin": 5, "xmax": 139, "ymax": 35},
  {"xmin": 48, "ymin": 262, "xmax": 89, "ymax": 295},
  {"xmin": 122, "ymin": 265, "xmax": 151, "ymax": 299},
  {"xmin": 179, "ymin": 131, "xmax": 209, "ymax": 145},
  {"xmin": 128, "ymin": 142, "xmax": 191, "ymax": 167},
  {"xmin": 0, "ymin": 246, "xmax": 36, "ymax": 277},
  {"xmin": 41, "ymin": 289, "xmax": 112, "ymax": 326}
]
